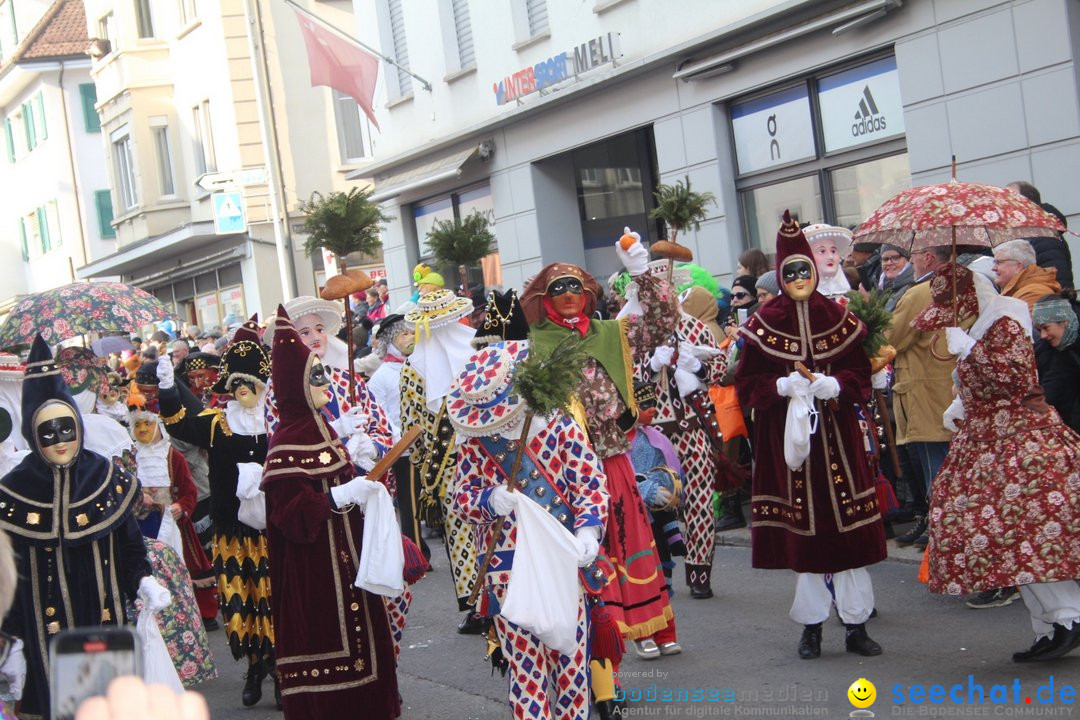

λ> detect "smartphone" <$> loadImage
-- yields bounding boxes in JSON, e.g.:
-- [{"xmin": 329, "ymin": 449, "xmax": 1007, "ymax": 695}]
[
  {"xmin": 49, "ymin": 627, "xmax": 140, "ymax": 720},
  {"xmin": 737, "ymin": 308, "xmax": 748, "ymax": 325}
]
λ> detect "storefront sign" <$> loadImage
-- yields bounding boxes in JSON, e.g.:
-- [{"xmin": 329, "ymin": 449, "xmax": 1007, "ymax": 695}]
[
  {"xmin": 493, "ymin": 33, "xmax": 622, "ymax": 105},
  {"xmin": 731, "ymin": 86, "xmax": 815, "ymax": 175},
  {"xmin": 818, "ymin": 57, "xmax": 904, "ymax": 152}
]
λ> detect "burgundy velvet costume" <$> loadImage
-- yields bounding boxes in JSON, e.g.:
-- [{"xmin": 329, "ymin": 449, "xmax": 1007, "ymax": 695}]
[
  {"xmin": 261, "ymin": 308, "xmax": 400, "ymax": 720},
  {"xmin": 735, "ymin": 221, "xmax": 886, "ymax": 574}
]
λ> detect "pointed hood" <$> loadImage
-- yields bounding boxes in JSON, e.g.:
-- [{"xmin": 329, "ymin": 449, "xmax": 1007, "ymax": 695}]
[
  {"xmin": 774, "ymin": 210, "xmax": 818, "ymax": 295},
  {"xmin": 262, "ymin": 306, "xmax": 351, "ymax": 489},
  {"xmin": 21, "ymin": 335, "xmax": 82, "ymax": 454}
]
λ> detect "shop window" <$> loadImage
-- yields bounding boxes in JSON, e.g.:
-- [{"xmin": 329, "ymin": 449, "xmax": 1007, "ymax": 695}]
[
  {"xmin": 731, "ymin": 55, "xmax": 909, "ymax": 256},
  {"xmin": 412, "ymin": 183, "xmax": 500, "ymax": 292},
  {"xmin": 571, "ymin": 127, "xmax": 660, "ymax": 251}
]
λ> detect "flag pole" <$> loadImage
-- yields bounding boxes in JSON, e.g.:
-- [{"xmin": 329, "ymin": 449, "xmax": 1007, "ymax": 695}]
[{"xmin": 284, "ymin": 0, "xmax": 433, "ymax": 92}]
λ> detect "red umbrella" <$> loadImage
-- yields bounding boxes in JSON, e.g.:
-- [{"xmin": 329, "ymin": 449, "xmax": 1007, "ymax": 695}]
[{"xmin": 853, "ymin": 179, "xmax": 1064, "ymax": 251}]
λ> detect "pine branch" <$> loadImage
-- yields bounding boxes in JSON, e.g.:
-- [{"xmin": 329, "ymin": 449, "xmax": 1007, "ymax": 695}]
[
  {"xmin": 425, "ymin": 211, "xmax": 495, "ymax": 267},
  {"xmin": 513, "ymin": 334, "xmax": 589, "ymax": 417},
  {"xmin": 649, "ymin": 175, "xmax": 716, "ymax": 239},
  {"xmin": 299, "ymin": 187, "xmax": 390, "ymax": 260},
  {"xmin": 845, "ymin": 289, "xmax": 894, "ymax": 358}
]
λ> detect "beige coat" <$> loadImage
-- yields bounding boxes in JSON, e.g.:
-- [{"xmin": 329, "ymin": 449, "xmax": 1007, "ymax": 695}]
[{"xmin": 886, "ymin": 280, "xmax": 957, "ymax": 444}]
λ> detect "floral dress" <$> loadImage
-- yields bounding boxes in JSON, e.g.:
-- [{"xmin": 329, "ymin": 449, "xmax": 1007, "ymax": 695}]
[{"xmin": 928, "ymin": 316, "xmax": 1080, "ymax": 594}]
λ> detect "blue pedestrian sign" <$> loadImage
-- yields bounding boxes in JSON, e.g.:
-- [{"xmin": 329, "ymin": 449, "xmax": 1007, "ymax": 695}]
[{"xmin": 212, "ymin": 191, "xmax": 246, "ymax": 235}]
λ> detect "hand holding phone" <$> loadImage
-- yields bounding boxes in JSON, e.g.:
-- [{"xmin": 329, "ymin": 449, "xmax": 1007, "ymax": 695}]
[
  {"xmin": 74, "ymin": 676, "xmax": 210, "ymax": 720},
  {"xmin": 50, "ymin": 628, "xmax": 138, "ymax": 720}
]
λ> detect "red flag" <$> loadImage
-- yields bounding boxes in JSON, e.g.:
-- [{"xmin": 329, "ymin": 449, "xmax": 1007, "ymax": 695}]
[{"xmin": 293, "ymin": 8, "xmax": 380, "ymax": 130}]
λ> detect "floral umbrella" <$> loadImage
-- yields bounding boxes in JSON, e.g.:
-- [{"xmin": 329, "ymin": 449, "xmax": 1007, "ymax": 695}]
[
  {"xmin": 853, "ymin": 179, "xmax": 1065, "ymax": 252},
  {"xmin": 0, "ymin": 281, "xmax": 179, "ymax": 349}
]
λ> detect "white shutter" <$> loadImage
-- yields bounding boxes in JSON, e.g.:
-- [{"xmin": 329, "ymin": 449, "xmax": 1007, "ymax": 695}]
[
  {"xmin": 387, "ymin": 0, "xmax": 411, "ymax": 95},
  {"xmin": 526, "ymin": 0, "xmax": 548, "ymax": 36},
  {"xmin": 452, "ymin": 0, "xmax": 475, "ymax": 68}
]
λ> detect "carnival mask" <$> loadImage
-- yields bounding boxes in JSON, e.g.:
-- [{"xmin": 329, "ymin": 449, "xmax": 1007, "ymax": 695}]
[
  {"xmin": 781, "ymin": 259, "xmax": 816, "ymax": 302},
  {"xmin": 233, "ymin": 380, "xmax": 261, "ymax": 409},
  {"xmin": 187, "ymin": 369, "xmax": 218, "ymax": 395},
  {"xmin": 392, "ymin": 328, "xmax": 416, "ymax": 356},
  {"xmin": 548, "ymin": 277, "xmax": 586, "ymax": 319},
  {"xmin": 812, "ymin": 240, "xmax": 841, "ymax": 279},
  {"xmin": 132, "ymin": 417, "xmax": 161, "ymax": 445},
  {"xmin": 295, "ymin": 313, "xmax": 329, "ymax": 360},
  {"xmin": 308, "ymin": 360, "xmax": 332, "ymax": 410},
  {"xmin": 35, "ymin": 402, "xmax": 79, "ymax": 467}
]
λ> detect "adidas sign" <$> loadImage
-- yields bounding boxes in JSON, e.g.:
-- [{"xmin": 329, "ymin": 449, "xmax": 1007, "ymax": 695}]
[{"xmin": 851, "ymin": 85, "xmax": 887, "ymax": 137}]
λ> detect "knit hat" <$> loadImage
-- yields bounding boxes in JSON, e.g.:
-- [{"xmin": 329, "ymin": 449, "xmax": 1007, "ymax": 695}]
[
  {"xmin": 731, "ymin": 275, "xmax": 757, "ymax": 297},
  {"xmin": 755, "ymin": 271, "xmax": 780, "ymax": 297},
  {"xmin": 881, "ymin": 243, "xmax": 910, "ymax": 260}
]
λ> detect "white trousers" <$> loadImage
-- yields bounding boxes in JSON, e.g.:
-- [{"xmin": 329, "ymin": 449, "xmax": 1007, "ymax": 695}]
[
  {"xmin": 790, "ymin": 568, "xmax": 875, "ymax": 625},
  {"xmin": 1019, "ymin": 580, "xmax": 1080, "ymax": 638}
]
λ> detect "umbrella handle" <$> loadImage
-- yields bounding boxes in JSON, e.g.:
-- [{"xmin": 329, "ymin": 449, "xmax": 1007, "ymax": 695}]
[{"xmin": 928, "ymin": 333, "xmax": 955, "ymax": 362}]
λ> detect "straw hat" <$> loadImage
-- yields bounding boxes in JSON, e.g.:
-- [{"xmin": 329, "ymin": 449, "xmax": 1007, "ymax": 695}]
[{"xmin": 404, "ymin": 289, "xmax": 473, "ymax": 336}]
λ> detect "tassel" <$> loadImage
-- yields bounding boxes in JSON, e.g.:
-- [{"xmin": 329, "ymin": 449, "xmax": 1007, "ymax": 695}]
[
  {"xmin": 874, "ymin": 473, "xmax": 899, "ymax": 517},
  {"xmin": 402, "ymin": 535, "xmax": 431, "ymax": 584},
  {"xmin": 590, "ymin": 603, "xmax": 624, "ymax": 662}
]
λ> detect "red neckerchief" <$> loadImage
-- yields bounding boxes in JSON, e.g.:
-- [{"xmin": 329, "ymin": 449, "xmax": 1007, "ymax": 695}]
[
  {"xmin": 383, "ymin": 351, "xmax": 406, "ymax": 365},
  {"xmin": 542, "ymin": 295, "xmax": 591, "ymax": 337}
]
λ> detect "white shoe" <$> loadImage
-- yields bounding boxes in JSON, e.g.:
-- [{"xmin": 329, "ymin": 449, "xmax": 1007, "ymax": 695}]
[
  {"xmin": 633, "ymin": 639, "xmax": 660, "ymax": 660},
  {"xmin": 658, "ymin": 641, "xmax": 682, "ymax": 656}
]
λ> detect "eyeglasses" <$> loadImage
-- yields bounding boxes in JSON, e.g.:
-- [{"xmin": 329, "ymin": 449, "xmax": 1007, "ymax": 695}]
[
  {"xmin": 992, "ymin": 259, "xmax": 1021, "ymax": 267},
  {"xmin": 881, "ymin": 254, "xmax": 904, "ymax": 264},
  {"xmin": 732, "ymin": 291, "xmax": 752, "ymax": 300}
]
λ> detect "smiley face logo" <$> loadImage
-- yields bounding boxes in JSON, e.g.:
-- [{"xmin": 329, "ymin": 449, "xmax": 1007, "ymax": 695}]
[{"xmin": 848, "ymin": 678, "xmax": 876, "ymax": 709}]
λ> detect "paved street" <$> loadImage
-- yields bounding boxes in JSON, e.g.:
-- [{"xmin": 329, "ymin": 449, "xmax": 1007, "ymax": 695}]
[{"xmin": 195, "ymin": 529, "xmax": 1080, "ymax": 719}]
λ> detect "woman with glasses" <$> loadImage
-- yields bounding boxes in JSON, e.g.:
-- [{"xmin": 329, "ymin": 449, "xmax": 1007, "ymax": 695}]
[{"xmin": 879, "ymin": 244, "xmax": 915, "ymax": 312}]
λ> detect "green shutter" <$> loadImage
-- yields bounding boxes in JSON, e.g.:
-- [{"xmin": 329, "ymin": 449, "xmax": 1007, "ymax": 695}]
[
  {"xmin": 2, "ymin": 117, "xmax": 13, "ymax": 162},
  {"xmin": 22, "ymin": 101, "xmax": 35, "ymax": 150},
  {"xmin": 18, "ymin": 218, "xmax": 28, "ymax": 261},
  {"xmin": 34, "ymin": 92, "xmax": 46, "ymax": 141},
  {"xmin": 36, "ymin": 206, "xmax": 49, "ymax": 252},
  {"xmin": 79, "ymin": 84, "xmax": 100, "ymax": 132},
  {"xmin": 95, "ymin": 189, "xmax": 116, "ymax": 239}
]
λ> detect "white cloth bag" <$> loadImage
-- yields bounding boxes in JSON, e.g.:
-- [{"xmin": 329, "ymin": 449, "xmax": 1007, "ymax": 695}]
[
  {"xmin": 501, "ymin": 494, "xmax": 585, "ymax": 656},
  {"xmin": 137, "ymin": 609, "xmax": 183, "ymax": 692},
  {"xmin": 354, "ymin": 482, "xmax": 405, "ymax": 597},
  {"xmin": 784, "ymin": 391, "xmax": 816, "ymax": 471},
  {"xmin": 235, "ymin": 462, "xmax": 266, "ymax": 530},
  {"xmin": 156, "ymin": 510, "xmax": 184, "ymax": 560}
]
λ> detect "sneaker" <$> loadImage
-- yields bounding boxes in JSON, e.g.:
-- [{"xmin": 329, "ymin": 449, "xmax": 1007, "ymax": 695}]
[
  {"xmin": 966, "ymin": 587, "xmax": 1020, "ymax": 609},
  {"xmin": 658, "ymin": 641, "xmax": 682, "ymax": 656},
  {"xmin": 894, "ymin": 516, "xmax": 927, "ymax": 546},
  {"xmin": 633, "ymin": 639, "xmax": 661, "ymax": 660}
]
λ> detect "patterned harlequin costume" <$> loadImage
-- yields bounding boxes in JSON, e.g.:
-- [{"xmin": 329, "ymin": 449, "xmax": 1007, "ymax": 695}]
[
  {"xmin": 450, "ymin": 342, "xmax": 609, "ymax": 720},
  {"xmin": 523, "ymin": 260, "xmax": 678, "ymax": 647},
  {"xmin": 159, "ymin": 320, "xmax": 275, "ymax": 665},
  {"xmin": 634, "ymin": 308, "xmax": 727, "ymax": 593},
  {"xmin": 261, "ymin": 308, "xmax": 400, "ymax": 719},
  {"xmin": 0, "ymin": 337, "xmax": 151, "ymax": 720}
]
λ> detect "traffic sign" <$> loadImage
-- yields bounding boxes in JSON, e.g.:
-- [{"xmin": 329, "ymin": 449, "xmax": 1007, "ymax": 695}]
[
  {"xmin": 196, "ymin": 167, "xmax": 267, "ymax": 192},
  {"xmin": 212, "ymin": 191, "xmax": 246, "ymax": 235}
]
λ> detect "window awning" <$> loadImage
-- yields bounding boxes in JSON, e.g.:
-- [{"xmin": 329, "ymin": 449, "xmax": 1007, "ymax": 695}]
[
  {"xmin": 360, "ymin": 145, "xmax": 481, "ymax": 203},
  {"xmin": 76, "ymin": 221, "xmax": 246, "ymax": 280}
]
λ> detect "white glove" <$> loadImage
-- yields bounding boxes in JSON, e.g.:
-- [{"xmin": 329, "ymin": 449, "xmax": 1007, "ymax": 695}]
[
  {"xmin": 575, "ymin": 525, "xmax": 601, "ymax": 567},
  {"xmin": 674, "ymin": 367, "xmax": 705, "ymax": 398},
  {"xmin": 649, "ymin": 345, "xmax": 675, "ymax": 372},
  {"xmin": 330, "ymin": 476, "xmax": 381, "ymax": 509},
  {"xmin": 776, "ymin": 372, "xmax": 810, "ymax": 398},
  {"xmin": 330, "ymin": 408, "xmax": 369, "ymax": 439},
  {"xmin": 651, "ymin": 486, "xmax": 674, "ymax": 509},
  {"xmin": 156, "ymin": 354, "xmax": 174, "ymax": 390},
  {"xmin": 615, "ymin": 231, "xmax": 649, "ymax": 276},
  {"xmin": 871, "ymin": 369, "xmax": 889, "ymax": 390},
  {"xmin": 346, "ymin": 431, "xmax": 378, "ymax": 471},
  {"xmin": 616, "ymin": 282, "xmax": 643, "ymax": 319},
  {"xmin": 809, "ymin": 373, "xmax": 841, "ymax": 401},
  {"xmin": 945, "ymin": 327, "xmax": 976, "ymax": 359},
  {"xmin": 943, "ymin": 395, "xmax": 965, "ymax": 432},
  {"xmin": 0, "ymin": 637, "xmax": 25, "ymax": 702},
  {"xmin": 138, "ymin": 576, "xmax": 172, "ymax": 613},
  {"xmin": 489, "ymin": 485, "xmax": 518, "ymax": 516},
  {"xmin": 676, "ymin": 341, "xmax": 703, "ymax": 373}
]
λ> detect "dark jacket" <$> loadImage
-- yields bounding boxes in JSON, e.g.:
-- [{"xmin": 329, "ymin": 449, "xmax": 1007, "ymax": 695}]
[
  {"xmin": 1035, "ymin": 303, "xmax": 1080, "ymax": 435},
  {"xmin": 1028, "ymin": 235, "xmax": 1074, "ymax": 290},
  {"xmin": 881, "ymin": 262, "xmax": 916, "ymax": 312}
]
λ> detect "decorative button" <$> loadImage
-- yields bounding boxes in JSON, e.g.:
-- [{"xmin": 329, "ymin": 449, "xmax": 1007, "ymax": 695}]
[
  {"xmin": 47, "ymin": 621, "xmax": 60, "ymax": 635},
  {"xmin": 26, "ymin": 512, "xmax": 40, "ymax": 525},
  {"xmin": 311, "ymin": 669, "xmax": 320, "ymax": 677},
  {"xmin": 45, "ymin": 607, "xmax": 56, "ymax": 617},
  {"xmin": 102, "ymin": 608, "xmax": 112, "ymax": 622},
  {"xmin": 116, "ymin": 485, "xmax": 124, "ymax": 494},
  {"xmin": 350, "ymin": 603, "xmax": 359, "ymax": 611},
  {"xmin": 76, "ymin": 513, "xmax": 89, "ymax": 527}
]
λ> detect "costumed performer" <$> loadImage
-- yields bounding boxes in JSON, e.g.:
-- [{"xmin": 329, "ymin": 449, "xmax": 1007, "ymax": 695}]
[
  {"xmin": 735, "ymin": 212, "xmax": 886, "ymax": 660},
  {"xmin": 0, "ymin": 336, "xmax": 170, "ymax": 720},
  {"xmin": 157, "ymin": 318, "xmax": 276, "ymax": 708},
  {"xmin": 261, "ymin": 307, "xmax": 400, "ymax": 719},
  {"xmin": 917, "ymin": 263, "xmax": 1080, "ymax": 663},
  {"xmin": 802, "ymin": 223, "xmax": 855, "ymax": 300},
  {"xmin": 400, "ymin": 289, "xmax": 482, "ymax": 632},
  {"xmin": 520, "ymin": 232, "xmax": 678, "ymax": 663},
  {"xmin": 451, "ymin": 340, "xmax": 608, "ymax": 720}
]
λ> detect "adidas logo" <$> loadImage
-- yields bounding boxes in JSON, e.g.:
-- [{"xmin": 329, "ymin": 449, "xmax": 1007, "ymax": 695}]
[{"xmin": 851, "ymin": 85, "xmax": 887, "ymax": 137}]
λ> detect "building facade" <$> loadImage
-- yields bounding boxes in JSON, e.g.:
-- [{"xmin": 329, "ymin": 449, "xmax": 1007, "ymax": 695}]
[
  {"xmin": 77, "ymin": 0, "xmax": 379, "ymax": 328},
  {"xmin": 0, "ymin": 0, "xmax": 114, "ymax": 318},
  {"xmin": 349, "ymin": 0, "xmax": 1080, "ymax": 301}
]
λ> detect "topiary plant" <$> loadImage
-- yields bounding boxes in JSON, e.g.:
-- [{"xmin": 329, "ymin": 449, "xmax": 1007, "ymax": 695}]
[
  {"xmin": 299, "ymin": 187, "xmax": 390, "ymax": 267},
  {"xmin": 425, "ymin": 210, "xmax": 495, "ymax": 298},
  {"xmin": 649, "ymin": 175, "xmax": 716, "ymax": 244}
]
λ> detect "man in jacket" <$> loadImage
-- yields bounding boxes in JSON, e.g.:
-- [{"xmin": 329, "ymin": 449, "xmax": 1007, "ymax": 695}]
[{"xmin": 993, "ymin": 239, "xmax": 1063, "ymax": 316}]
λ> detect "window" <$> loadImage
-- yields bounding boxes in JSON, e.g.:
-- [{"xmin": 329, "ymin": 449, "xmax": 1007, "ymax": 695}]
[
  {"xmin": 79, "ymin": 84, "xmax": 100, "ymax": 132},
  {"xmin": 46, "ymin": 201, "xmax": 61, "ymax": 249},
  {"xmin": 526, "ymin": 0, "xmax": 549, "ymax": 36},
  {"xmin": 0, "ymin": 0, "xmax": 17, "ymax": 64},
  {"xmin": 178, "ymin": 0, "xmax": 198, "ymax": 25},
  {"xmin": 95, "ymin": 189, "xmax": 116, "ymax": 239},
  {"xmin": 731, "ymin": 55, "xmax": 910, "ymax": 255},
  {"xmin": 333, "ymin": 90, "xmax": 367, "ymax": 163},
  {"xmin": 152, "ymin": 124, "xmax": 176, "ymax": 195},
  {"xmin": 134, "ymin": 0, "xmax": 154, "ymax": 38},
  {"xmin": 23, "ymin": 211, "xmax": 41, "ymax": 256},
  {"xmin": 98, "ymin": 13, "xmax": 116, "ymax": 54},
  {"xmin": 112, "ymin": 132, "xmax": 139, "ymax": 210},
  {"xmin": 192, "ymin": 100, "xmax": 216, "ymax": 175},
  {"xmin": 451, "ymin": 0, "xmax": 475, "ymax": 68},
  {"xmin": 413, "ymin": 184, "xmax": 500, "ymax": 290},
  {"xmin": 31, "ymin": 92, "xmax": 46, "ymax": 144},
  {"xmin": 386, "ymin": 0, "xmax": 411, "ymax": 97},
  {"xmin": 17, "ymin": 217, "xmax": 28, "ymax": 261}
]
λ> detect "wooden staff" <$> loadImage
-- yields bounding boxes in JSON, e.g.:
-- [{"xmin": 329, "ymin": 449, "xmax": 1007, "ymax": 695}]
[
  {"xmin": 364, "ymin": 425, "xmax": 423, "ymax": 483},
  {"xmin": 794, "ymin": 360, "xmax": 839, "ymax": 412},
  {"xmin": 874, "ymin": 389, "xmax": 903, "ymax": 478}
]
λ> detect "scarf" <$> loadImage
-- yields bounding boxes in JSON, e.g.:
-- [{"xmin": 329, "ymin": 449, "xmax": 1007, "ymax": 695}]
[
  {"xmin": 1033, "ymin": 298, "xmax": 1079, "ymax": 350},
  {"xmin": 542, "ymin": 295, "xmax": 591, "ymax": 337},
  {"xmin": 225, "ymin": 396, "xmax": 267, "ymax": 436},
  {"xmin": 529, "ymin": 316, "xmax": 636, "ymax": 412}
]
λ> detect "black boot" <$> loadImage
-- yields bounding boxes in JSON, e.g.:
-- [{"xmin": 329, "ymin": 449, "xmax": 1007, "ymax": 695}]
[
  {"xmin": 457, "ymin": 611, "xmax": 487, "ymax": 635},
  {"xmin": 242, "ymin": 662, "xmax": 266, "ymax": 707},
  {"xmin": 1013, "ymin": 636, "xmax": 1055, "ymax": 663},
  {"xmin": 715, "ymin": 493, "xmax": 747, "ymax": 532},
  {"xmin": 798, "ymin": 623, "xmax": 822, "ymax": 659},
  {"xmin": 273, "ymin": 671, "xmax": 282, "ymax": 711},
  {"xmin": 895, "ymin": 516, "xmax": 927, "ymax": 546},
  {"xmin": 845, "ymin": 623, "xmax": 883, "ymax": 656},
  {"xmin": 686, "ymin": 564, "xmax": 713, "ymax": 599},
  {"xmin": 1027, "ymin": 623, "xmax": 1080, "ymax": 661}
]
